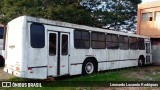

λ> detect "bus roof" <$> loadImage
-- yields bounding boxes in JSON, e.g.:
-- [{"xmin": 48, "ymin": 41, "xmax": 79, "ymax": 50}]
[{"xmin": 9, "ymin": 16, "xmax": 149, "ymax": 39}]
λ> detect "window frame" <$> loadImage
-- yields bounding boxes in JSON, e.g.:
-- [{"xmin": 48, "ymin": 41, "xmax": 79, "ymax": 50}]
[
  {"xmin": 106, "ymin": 34, "xmax": 119, "ymax": 49},
  {"xmin": 61, "ymin": 34, "xmax": 68, "ymax": 55},
  {"xmin": 119, "ymin": 35, "xmax": 129, "ymax": 50},
  {"xmin": 142, "ymin": 12, "xmax": 152, "ymax": 22},
  {"xmin": 138, "ymin": 38, "xmax": 145, "ymax": 50},
  {"xmin": 91, "ymin": 31, "xmax": 106, "ymax": 49},
  {"xmin": 74, "ymin": 29, "xmax": 90, "ymax": 49},
  {"xmin": 30, "ymin": 23, "xmax": 45, "ymax": 48},
  {"xmin": 129, "ymin": 37, "xmax": 138, "ymax": 50},
  {"xmin": 0, "ymin": 27, "xmax": 4, "ymax": 39},
  {"xmin": 49, "ymin": 33, "xmax": 57, "ymax": 56},
  {"xmin": 155, "ymin": 11, "xmax": 160, "ymax": 21}
]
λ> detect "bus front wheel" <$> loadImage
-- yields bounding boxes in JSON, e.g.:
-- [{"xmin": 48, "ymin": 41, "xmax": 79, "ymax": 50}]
[{"xmin": 82, "ymin": 59, "xmax": 97, "ymax": 75}]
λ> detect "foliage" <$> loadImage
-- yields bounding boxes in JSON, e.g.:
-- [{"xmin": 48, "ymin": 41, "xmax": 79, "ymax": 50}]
[
  {"xmin": 82, "ymin": 0, "xmax": 141, "ymax": 31},
  {"xmin": 0, "ymin": 0, "xmax": 94, "ymax": 26},
  {"xmin": 0, "ymin": 0, "xmax": 141, "ymax": 31}
]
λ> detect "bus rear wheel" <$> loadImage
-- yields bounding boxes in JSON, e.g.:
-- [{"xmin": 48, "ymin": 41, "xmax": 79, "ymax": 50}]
[{"xmin": 82, "ymin": 59, "xmax": 97, "ymax": 75}]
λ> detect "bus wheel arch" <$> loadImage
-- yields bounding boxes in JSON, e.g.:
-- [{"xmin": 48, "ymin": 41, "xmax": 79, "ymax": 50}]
[
  {"xmin": 138, "ymin": 55, "xmax": 145, "ymax": 67},
  {"xmin": 82, "ymin": 57, "xmax": 98, "ymax": 75},
  {"xmin": 0, "ymin": 55, "xmax": 4, "ymax": 66}
]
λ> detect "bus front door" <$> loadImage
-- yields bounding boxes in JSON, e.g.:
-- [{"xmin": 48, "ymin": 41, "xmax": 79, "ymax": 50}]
[{"xmin": 48, "ymin": 31, "xmax": 69, "ymax": 76}]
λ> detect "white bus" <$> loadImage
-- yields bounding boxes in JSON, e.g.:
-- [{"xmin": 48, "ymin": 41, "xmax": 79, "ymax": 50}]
[
  {"xmin": 0, "ymin": 24, "xmax": 5, "ymax": 66},
  {"xmin": 4, "ymin": 16, "xmax": 152, "ymax": 79}
]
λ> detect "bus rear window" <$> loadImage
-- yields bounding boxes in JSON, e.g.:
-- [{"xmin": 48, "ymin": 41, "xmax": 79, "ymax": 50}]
[
  {"xmin": 30, "ymin": 23, "xmax": 45, "ymax": 48},
  {"xmin": 0, "ymin": 27, "xmax": 4, "ymax": 39}
]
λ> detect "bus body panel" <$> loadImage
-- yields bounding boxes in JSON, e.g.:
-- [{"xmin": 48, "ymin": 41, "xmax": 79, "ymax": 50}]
[
  {"xmin": 4, "ymin": 16, "xmax": 26, "ymax": 78},
  {"xmin": 27, "ymin": 22, "xmax": 47, "ymax": 68},
  {"xmin": 0, "ymin": 25, "xmax": 5, "ymax": 62}
]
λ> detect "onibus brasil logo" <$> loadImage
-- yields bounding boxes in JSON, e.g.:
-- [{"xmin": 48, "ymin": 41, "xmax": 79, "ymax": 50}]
[{"xmin": 2, "ymin": 82, "xmax": 42, "ymax": 87}]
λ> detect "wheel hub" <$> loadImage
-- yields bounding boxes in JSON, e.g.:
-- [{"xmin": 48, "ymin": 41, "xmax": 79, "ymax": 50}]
[{"xmin": 85, "ymin": 62, "xmax": 94, "ymax": 74}]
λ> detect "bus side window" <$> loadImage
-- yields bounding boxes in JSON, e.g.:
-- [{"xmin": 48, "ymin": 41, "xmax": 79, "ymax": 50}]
[
  {"xmin": 74, "ymin": 30, "xmax": 90, "ymax": 49},
  {"xmin": 30, "ymin": 23, "xmax": 45, "ymax": 48},
  {"xmin": 106, "ymin": 34, "xmax": 119, "ymax": 49},
  {"xmin": 91, "ymin": 32, "xmax": 106, "ymax": 49},
  {"xmin": 146, "ymin": 43, "xmax": 151, "ymax": 53},
  {"xmin": 62, "ymin": 34, "xmax": 68, "ymax": 55},
  {"xmin": 49, "ymin": 33, "xmax": 57, "ymax": 55},
  {"xmin": 129, "ymin": 37, "xmax": 138, "ymax": 50},
  {"xmin": 0, "ymin": 27, "xmax": 4, "ymax": 39},
  {"xmin": 119, "ymin": 35, "xmax": 129, "ymax": 50},
  {"xmin": 138, "ymin": 38, "xmax": 145, "ymax": 50}
]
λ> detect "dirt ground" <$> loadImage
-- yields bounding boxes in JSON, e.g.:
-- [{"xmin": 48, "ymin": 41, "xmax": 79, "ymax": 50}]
[
  {"xmin": 0, "ymin": 67, "xmax": 14, "ymax": 80},
  {"xmin": 125, "ymin": 66, "xmax": 160, "ymax": 81},
  {"xmin": 95, "ymin": 87, "xmax": 160, "ymax": 90},
  {"xmin": 95, "ymin": 66, "xmax": 160, "ymax": 90}
]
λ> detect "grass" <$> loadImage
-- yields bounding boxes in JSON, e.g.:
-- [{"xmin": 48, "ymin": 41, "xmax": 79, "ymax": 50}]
[
  {"xmin": 65, "ymin": 67, "xmax": 141, "ymax": 81},
  {"xmin": 2, "ymin": 66, "xmax": 160, "ymax": 90},
  {"xmin": 66, "ymin": 71, "xmax": 130, "ymax": 81},
  {"xmin": 9, "ymin": 67, "xmax": 139, "ymax": 82}
]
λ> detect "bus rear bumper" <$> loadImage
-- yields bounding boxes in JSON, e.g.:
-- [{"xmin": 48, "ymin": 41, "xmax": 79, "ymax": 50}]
[{"xmin": 4, "ymin": 67, "xmax": 25, "ymax": 78}]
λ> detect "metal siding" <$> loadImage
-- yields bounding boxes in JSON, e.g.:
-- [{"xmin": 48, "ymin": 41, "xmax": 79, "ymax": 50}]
[
  {"xmin": 5, "ymin": 17, "xmax": 24, "ymax": 71},
  {"xmin": 152, "ymin": 45, "xmax": 160, "ymax": 65}
]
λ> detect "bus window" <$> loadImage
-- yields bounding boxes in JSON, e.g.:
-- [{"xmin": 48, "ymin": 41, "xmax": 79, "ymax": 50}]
[
  {"xmin": 49, "ymin": 33, "xmax": 56, "ymax": 55},
  {"xmin": 30, "ymin": 23, "xmax": 45, "ymax": 48},
  {"xmin": 146, "ymin": 43, "xmax": 151, "ymax": 53},
  {"xmin": 91, "ymin": 32, "xmax": 106, "ymax": 49},
  {"xmin": 62, "ymin": 34, "xmax": 68, "ymax": 55},
  {"xmin": 119, "ymin": 35, "xmax": 129, "ymax": 50},
  {"xmin": 74, "ymin": 30, "xmax": 90, "ymax": 49},
  {"xmin": 0, "ymin": 27, "xmax": 4, "ymax": 39},
  {"xmin": 106, "ymin": 34, "xmax": 119, "ymax": 49},
  {"xmin": 138, "ymin": 38, "xmax": 145, "ymax": 50},
  {"xmin": 129, "ymin": 37, "xmax": 138, "ymax": 50}
]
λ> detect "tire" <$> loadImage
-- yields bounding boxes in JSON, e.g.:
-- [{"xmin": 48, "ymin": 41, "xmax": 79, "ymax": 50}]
[
  {"xmin": 82, "ymin": 59, "xmax": 97, "ymax": 75},
  {"xmin": 0, "ymin": 57, "xmax": 4, "ymax": 67},
  {"xmin": 138, "ymin": 58, "xmax": 144, "ymax": 67}
]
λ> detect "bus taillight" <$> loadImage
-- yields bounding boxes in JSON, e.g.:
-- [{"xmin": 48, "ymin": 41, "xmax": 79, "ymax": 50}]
[
  {"xmin": 28, "ymin": 67, "xmax": 32, "ymax": 70},
  {"xmin": 16, "ymin": 67, "xmax": 20, "ymax": 71}
]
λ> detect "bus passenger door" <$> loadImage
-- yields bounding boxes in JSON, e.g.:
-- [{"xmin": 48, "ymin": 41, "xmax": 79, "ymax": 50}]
[
  {"xmin": 60, "ymin": 33, "xmax": 69, "ymax": 75},
  {"xmin": 47, "ymin": 31, "xmax": 69, "ymax": 76},
  {"xmin": 48, "ymin": 32, "xmax": 58, "ymax": 76}
]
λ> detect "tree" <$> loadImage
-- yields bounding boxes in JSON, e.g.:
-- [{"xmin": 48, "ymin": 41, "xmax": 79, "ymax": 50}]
[
  {"xmin": 82, "ymin": 0, "xmax": 141, "ymax": 31},
  {"xmin": 0, "ymin": 0, "xmax": 94, "ymax": 26},
  {"xmin": 0, "ymin": 0, "xmax": 141, "ymax": 31}
]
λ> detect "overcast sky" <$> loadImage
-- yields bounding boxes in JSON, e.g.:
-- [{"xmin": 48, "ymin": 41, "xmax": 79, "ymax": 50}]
[{"xmin": 142, "ymin": 0, "xmax": 157, "ymax": 3}]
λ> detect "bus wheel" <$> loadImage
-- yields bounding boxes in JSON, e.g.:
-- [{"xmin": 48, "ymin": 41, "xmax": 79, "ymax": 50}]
[
  {"xmin": 138, "ymin": 58, "xmax": 144, "ymax": 67},
  {"xmin": 82, "ymin": 59, "xmax": 97, "ymax": 75},
  {"xmin": 0, "ymin": 56, "xmax": 4, "ymax": 67}
]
